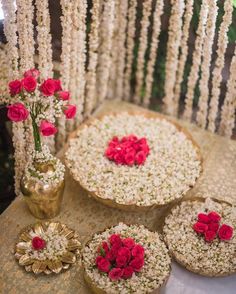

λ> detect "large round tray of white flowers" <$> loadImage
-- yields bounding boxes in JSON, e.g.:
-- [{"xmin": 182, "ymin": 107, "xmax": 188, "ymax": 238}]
[
  {"xmin": 65, "ymin": 111, "xmax": 202, "ymax": 211},
  {"xmin": 82, "ymin": 223, "xmax": 171, "ymax": 293},
  {"xmin": 163, "ymin": 197, "xmax": 236, "ymax": 277}
]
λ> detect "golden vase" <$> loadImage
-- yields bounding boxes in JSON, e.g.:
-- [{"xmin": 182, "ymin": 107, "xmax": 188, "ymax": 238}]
[{"xmin": 20, "ymin": 161, "xmax": 65, "ymax": 219}]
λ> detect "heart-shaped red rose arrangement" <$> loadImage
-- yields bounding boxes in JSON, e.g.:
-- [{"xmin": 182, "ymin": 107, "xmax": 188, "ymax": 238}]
[
  {"xmin": 95, "ymin": 234, "xmax": 145, "ymax": 280},
  {"xmin": 193, "ymin": 211, "xmax": 233, "ymax": 242},
  {"xmin": 105, "ymin": 135, "xmax": 150, "ymax": 166}
]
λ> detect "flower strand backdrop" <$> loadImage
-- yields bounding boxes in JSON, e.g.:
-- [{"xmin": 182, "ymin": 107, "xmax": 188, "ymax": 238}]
[{"xmin": 0, "ymin": 0, "xmax": 236, "ymax": 196}]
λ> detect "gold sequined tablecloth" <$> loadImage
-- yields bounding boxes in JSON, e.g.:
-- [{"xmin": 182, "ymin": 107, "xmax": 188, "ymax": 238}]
[{"xmin": 0, "ymin": 100, "xmax": 236, "ymax": 294}]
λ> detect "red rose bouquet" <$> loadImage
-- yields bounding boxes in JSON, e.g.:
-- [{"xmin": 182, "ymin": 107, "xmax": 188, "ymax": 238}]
[
  {"xmin": 6, "ymin": 68, "xmax": 76, "ymax": 152},
  {"xmin": 95, "ymin": 234, "xmax": 145, "ymax": 281}
]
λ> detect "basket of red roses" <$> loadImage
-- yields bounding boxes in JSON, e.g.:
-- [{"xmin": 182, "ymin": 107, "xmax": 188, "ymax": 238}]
[
  {"xmin": 163, "ymin": 197, "xmax": 236, "ymax": 277},
  {"xmin": 82, "ymin": 223, "xmax": 171, "ymax": 293}
]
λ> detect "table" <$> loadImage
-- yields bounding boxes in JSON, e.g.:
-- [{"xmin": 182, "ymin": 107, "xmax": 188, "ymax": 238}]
[{"xmin": 0, "ymin": 100, "xmax": 235, "ymax": 294}]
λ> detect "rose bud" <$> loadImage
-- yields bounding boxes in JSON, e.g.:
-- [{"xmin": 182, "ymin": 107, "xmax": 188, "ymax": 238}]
[
  {"xmin": 22, "ymin": 76, "xmax": 37, "ymax": 92},
  {"xmin": 64, "ymin": 104, "xmax": 77, "ymax": 119},
  {"xmin": 53, "ymin": 79, "xmax": 62, "ymax": 92},
  {"xmin": 39, "ymin": 78, "xmax": 56, "ymax": 96},
  {"xmin": 58, "ymin": 91, "xmax": 70, "ymax": 101},
  {"xmin": 39, "ymin": 120, "xmax": 57, "ymax": 136},
  {"xmin": 24, "ymin": 68, "xmax": 40, "ymax": 79},
  {"xmin": 8, "ymin": 80, "xmax": 22, "ymax": 96},
  {"xmin": 7, "ymin": 103, "xmax": 29, "ymax": 122},
  {"xmin": 32, "ymin": 236, "xmax": 46, "ymax": 250},
  {"xmin": 204, "ymin": 230, "xmax": 216, "ymax": 242},
  {"xmin": 218, "ymin": 224, "xmax": 233, "ymax": 241},
  {"xmin": 193, "ymin": 222, "xmax": 208, "ymax": 234}
]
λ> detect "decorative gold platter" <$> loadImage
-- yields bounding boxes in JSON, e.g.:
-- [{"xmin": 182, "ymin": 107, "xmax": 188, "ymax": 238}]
[{"xmin": 14, "ymin": 222, "xmax": 81, "ymax": 274}]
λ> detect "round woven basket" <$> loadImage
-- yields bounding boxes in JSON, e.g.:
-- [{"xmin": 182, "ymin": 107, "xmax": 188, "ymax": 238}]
[
  {"xmin": 82, "ymin": 223, "xmax": 171, "ymax": 294},
  {"xmin": 163, "ymin": 197, "xmax": 236, "ymax": 277},
  {"xmin": 65, "ymin": 110, "xmax": 203, "ymax": 212}
]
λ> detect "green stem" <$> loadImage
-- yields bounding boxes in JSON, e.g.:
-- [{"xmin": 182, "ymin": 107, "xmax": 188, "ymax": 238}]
[{"xmin": 32, "ymin": 119, "xmax": 42, "ymax": 152}]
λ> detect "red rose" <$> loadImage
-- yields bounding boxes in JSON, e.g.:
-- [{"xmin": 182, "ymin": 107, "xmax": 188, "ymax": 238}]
[
  {"xmin": 122, "ymin": 238, "xmax": 135, "ymax": 249},
  {"xmin": 22, "ymin": 76, "xmax": 37, "ymax": 92},
  {"xmin": 40, "ymin": 78, "xmax": 56, "ymax": 96},
  {"xmin": 108, "ymin": 268, "xmax": 123, "ymax": 281},
  {"xmin": 117, "ymin": 247, "xmax": 131, "ymax": 261},
  {"xmin": 135, "ymin": 151, "xmax": 146, "ymax": 165},
  {"xmin": 7, "ymin": 103, "xmax": 29, "ymax": 122},
  {"xmin": 193, "ymin": 222, "xmax": 208, "ymax": 234},
  {"xmin": 114, "ymin": 152, "xmax": 124, "ymax": 164},
  {"xmin": 132, "ymin": 244, "xmax": 145, "ymax": 258},
  {"xmin": 53, "ymin": 79, "xmax": 62, "ymax": 92},
  {"xmin": 64, "ymin": 105, "xmax": 77, "ymax": 119},
  {"xmin": 106, "ymin": 249, "xmax": 117, "ymax": 261},
  {"xmin": 122, "ymin": 266, "xmax": 134, "ymax": 279},
  {"xmin": 8, "ymin": 80, "xmax": 22, "ymax": 96},
  {"xmin": 98, "ymin": 241, "xmax": 109, "ymax": 255},
  {"xmin": 140, "ymin": 144, "xmax": 150, "ymax": 155},
  {"xmin": 204, "ymin": 230, "xmax": 216, "ymax": 242},
  {"xmin": 208, "ymin": 211, "xmax": 221, "ymax": 223},
  {"xmin": 105, "ymin": 147, "xmax": 116, "ymax": 160},
  {"xmin": 116, "ymin": 255, "xmax": 128, "ymax": 268},
  {"xmin": 208, "ymin": 222, "xmax": 219, "ymax": 233},
  {"xmin": 127, "ymin": 135, "xmax": 138, "ymax": 142},
  {"xmin": 129, "ymin": 257, "xmax": 144, "ymax": 272},
  {"xmin": 96, "ymin": 257, "xmax": 110, "ymax": 273},
  {"xmin": 198, "ymin": 213, "xmax": 210, "ymax": 224},
  {"xmin": 109, "ymin": 234, "xmax": 122, "ymax": 246},
  {"xmin": 24, "ymin": 68, "xmax": 40, "ymax": 79},
  {"xmin": 32, "ymin": 236, "xmax": 46, "ymax": 250},
  {"xmin": 39, "ymin": 120, "xmax": 57, "ymax": 136},
  {"xmin": 124, "ymin": 152, "xmax": 135, "ymax": 166},
  {"xmin": 218, "ymin": 224, "xmax": 233, "ymax": 241},
  {"xmin": 58, "ymin": 91, "xmax": 70, "ymax": 101}
]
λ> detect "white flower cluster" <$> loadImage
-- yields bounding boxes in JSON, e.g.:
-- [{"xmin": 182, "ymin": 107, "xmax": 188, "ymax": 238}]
[
  {"xmin": 25, "ymin": 226, "xmax": 68, "ymax": 261},
  {"xmin": 183, "ymin": 0, "xmax": 209, "ymax": 120},
  {"xmin": 163, "ymin": 0, "xmax": 185, "ymax": 115},
  {"xmin": 164, "ymin": 198, "xmax": 236, "ymax": 276},
  {"xmin": 208, "ymin": 0, "xmax": 233, "ymax": 133},
  {"xmin": 82, "ymin": 223, "xmax": 171, "ymax": 293},
  {"xmin": 134, "ymin": 0, "xmax": 152, "ymax": 105},
  {"xmin": 66, "ymin": 113, "xmax": 201, "ymax": 207},
  {"xmin": 25, "ymin": 145, "xmax": 65, "ymax": 186}
]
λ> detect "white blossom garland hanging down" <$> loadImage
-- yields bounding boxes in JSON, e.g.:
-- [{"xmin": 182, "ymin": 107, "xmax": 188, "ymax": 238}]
[
  {"xmin": 123, "ymin": 0, "xmax": 137, "ymax": 101},
  {"xmin": 16, "ymin": 0, "xmax": 35, "ymax": 153},
  {"xmin": 57, "ymin": 0, "xmax": 73, "ymax": 149},
  {"xmin": 114, "ymin": 0, "xmax": 128, "ymax": 100},
  {"xmin": 106, "ymin": 1, "xmax": 120, "ymax": 100},
  {"xmin": 97, "ymin": 0, "xmax": 115, "ymax": 104},
  {"xmin": 163, "ymin": 0, "xmax": 185, "ymax": 115},
  {"xmin": 35, "ymin": 0, "xmax": 55, "ymax": 153},
  {"xmin": 196, "ymin": 0, "xmax": 218, "ymax": 129},
  {"xmin": 73, "ymin": 0, "xmax": 87, "ymax": 128},
  {"xmin": 183, "ymin": 0, "xmax": 209, "ymax": 121},
  {"xmin": 133, "ymin": 0, "xmax": 152, "ymax": 105},
  {"xmin": 84, "ymin": 0, "xmax": 100, "ymax": 117},
  {"xmin": 173, "ymin": 0, "xmax": 194, "ymax": 113},
  {"xmin": 16, "ymin": 0, "xmax": 35, "ymax": 73},
  {"xmin": 219, "ymin": 46, "xmax": 236, "ymax": 138},
  {"xmin": 0, "ymin": 47, "xmax": 8, "ymax": 100},
  {"xmin": 143, "ymin": 0, "xmax": 164, "ymax": 108},
  {"xmin": 2, "ymin": 0, "xmax": 26, "ymax": 195},
  {"xmin": 207, "ymin": 0, "xmax": 233, "ymax": 133}
]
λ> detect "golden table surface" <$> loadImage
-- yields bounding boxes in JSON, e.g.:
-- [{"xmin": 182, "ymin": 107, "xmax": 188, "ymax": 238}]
[{"xmin": 0, "ymin": 100, "xmax": 236, "ymax": 294}]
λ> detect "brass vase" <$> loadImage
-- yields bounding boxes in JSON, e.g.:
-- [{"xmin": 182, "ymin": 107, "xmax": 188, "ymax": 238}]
[{"xmin": 20, "ymin": 160, "xmax": 65, "ymax": 219}]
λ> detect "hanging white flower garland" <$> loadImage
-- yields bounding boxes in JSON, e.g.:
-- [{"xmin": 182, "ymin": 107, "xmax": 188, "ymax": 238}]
[{"xmin": 207, "ymin": 0, "xmax": 233, "ymax": 133}]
